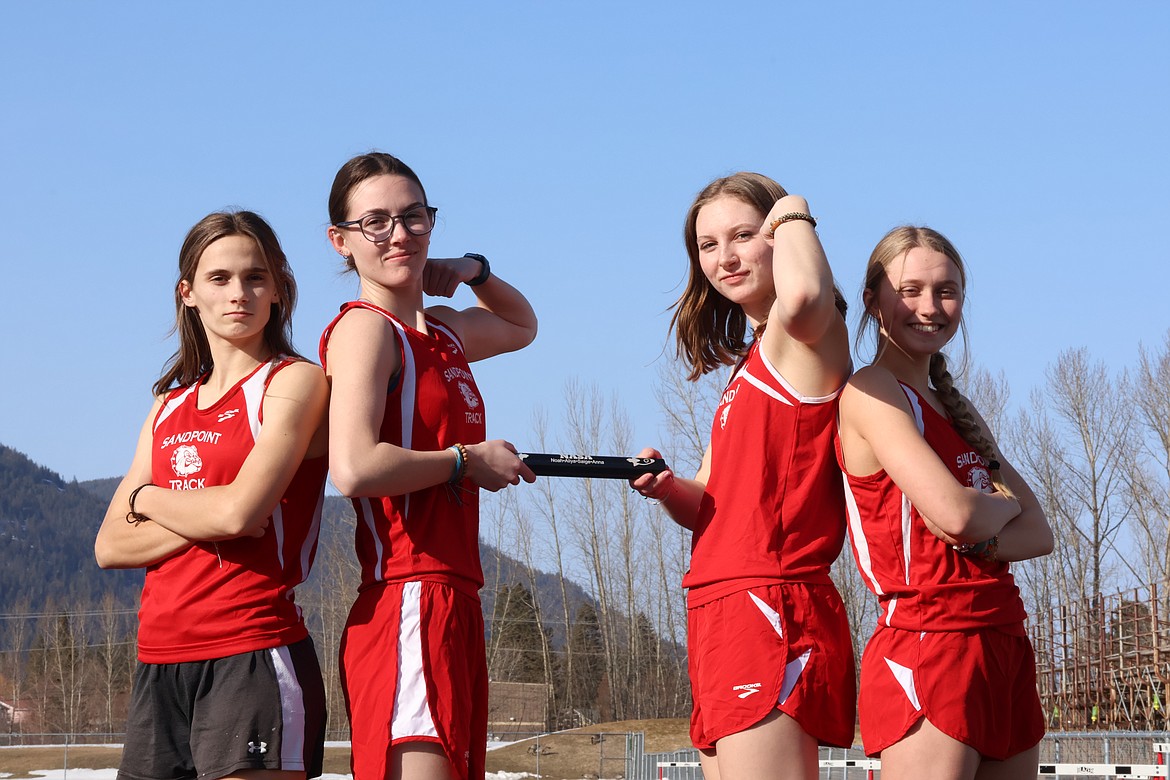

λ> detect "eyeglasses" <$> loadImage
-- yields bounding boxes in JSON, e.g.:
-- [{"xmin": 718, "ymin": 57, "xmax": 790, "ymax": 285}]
[{"xmin": 334, "ymin": 206, "xmax": 438, "ymax": 243}]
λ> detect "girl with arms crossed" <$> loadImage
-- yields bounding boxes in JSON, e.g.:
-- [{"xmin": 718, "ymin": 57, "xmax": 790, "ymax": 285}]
[
  {"xmin": 632, "ymin": 173, "xmax": 855, "ymax": 780},
  {"xmin": 836, "ymin": 226, "xmax": 1052, "ymax": 779},
  {"xmin": 95, "ymin": 211, "xmax": 329, "ymax": 780},
  {"xmin": 320, "ymin": 152, "xmax": 537, "ymax": 780}
]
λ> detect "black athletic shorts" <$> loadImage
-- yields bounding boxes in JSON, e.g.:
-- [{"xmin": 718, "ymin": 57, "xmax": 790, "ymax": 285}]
[{"xmin": 117, "ymin": 636, "xmax": 326, "ymax": 780}]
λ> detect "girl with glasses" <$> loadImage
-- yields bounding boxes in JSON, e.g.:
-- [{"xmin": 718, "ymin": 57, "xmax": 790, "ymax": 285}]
[
  {"xmin": 836, "ymin": 226, "xmax": 1051, "ymax": 779},
  {"xmin": 95, "ymin": 210, "xmax": 329, "ymax": 780},
  {"xmin": 631, "ymin": 173, "xmax": 855, "ymax": 779},
  {"xmin": 320, "ymin": 151, "xmax": 537, "ymax": 780}
]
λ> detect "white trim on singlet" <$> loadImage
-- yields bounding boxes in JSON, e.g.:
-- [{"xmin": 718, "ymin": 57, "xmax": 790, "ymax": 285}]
[
  {"xmin": 386, "ymin": 317, "xmax": 417, "ymax": 523},
  {"xmin": 756, "ymin": 345, "xmax": 846, "ymax": 405},
  {"xmin": 843, "ymin": 473, "xmax": 885, "ymax": 598},
  {"xmin": 153, "ymin": 384, "xmax": 199, "ymax": 432}
]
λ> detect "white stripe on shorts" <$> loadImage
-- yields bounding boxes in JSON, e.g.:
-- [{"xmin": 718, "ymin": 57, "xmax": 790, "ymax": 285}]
[
  {"xmin": 392, "ymin": 581, "xmax": 440, "ymax": 738},
  {"xmin": 269, "ymin": 644, "xmax": 308, "ymax": 769}
]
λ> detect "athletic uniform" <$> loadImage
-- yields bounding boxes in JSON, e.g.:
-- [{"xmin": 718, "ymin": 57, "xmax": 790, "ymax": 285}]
[
  {"xmin": 838, "ymin": 382, "xmax": 1043, "ymax": 759},
  {"xmin": 319, "ymin": 302, "xmax": 488, "ymax": 780},
  {"xmin": 119, "ymin": 358, "xmax": 328, "ymax": 780},
  {"xmin": 685, "ymin": 340, "xmax": 855, "ymax": 750}
]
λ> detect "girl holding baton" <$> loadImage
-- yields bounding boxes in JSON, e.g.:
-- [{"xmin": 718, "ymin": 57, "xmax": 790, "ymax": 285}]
[
  {"xmin": 320, "ymin": 151, "xmax": 537, "ymax": 780},
  {"xmin": 632, "ymin": 172, "xmax": 855, "ymax": 779}
]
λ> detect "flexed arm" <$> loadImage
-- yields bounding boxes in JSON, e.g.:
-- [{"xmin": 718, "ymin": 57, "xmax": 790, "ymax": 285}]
[
  {"xmin": 758, "ymin": 195, "xmax": 850, "ymax": 397},
  {"xmin": 424, "ymin": 254, "xmax": 538, "ymax": 363}
]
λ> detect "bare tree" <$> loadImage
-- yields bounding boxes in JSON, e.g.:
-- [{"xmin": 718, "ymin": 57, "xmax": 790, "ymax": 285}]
[
  {"xmin": 301, "ymin": 502, "xmax": 360, "ymax": 736},
  {"xmin": 560, "ymin": 379, "xmax": 621, "ymax": 719},
  {"xmin": 94, "ymin": 592, "xmax": 134, "ymax": 734},
  {"xmin": 653, "ymin": 360, "xmax": 722, "ymax": 478},
  {"xmin": 504, "ymin": 488, "xmax": 557, "ymax": 718},
  {"xmin": 1049, "ymin": 349, "xmax": 1133, "ymax": 596},
  {"xmin": 36, "ymin": 608, "xmax": 86, "ymax": 734},
  {"xmin": 0, "ymin": 598, "xmax": 33, "ymax": 734},
  {"xmin": 964, "ymin": 365, "xmax": 1012, "ymax": 437},
  {"xmin": 524, "ymin": 405, "xmax": 583, "ymax": 724},
  {"xmin": 1013, "ymin": 349, "xmax": 1132, "ymax": 604},
  {"xmin": 1127, "ymin": 331, "xmax": 1170, "ymax": 604}
]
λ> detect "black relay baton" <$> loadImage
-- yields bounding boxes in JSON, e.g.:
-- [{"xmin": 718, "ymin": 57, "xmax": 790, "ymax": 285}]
[{"xmin": 517, "ymin": 453, "xmax": 668, "ymax": 479}]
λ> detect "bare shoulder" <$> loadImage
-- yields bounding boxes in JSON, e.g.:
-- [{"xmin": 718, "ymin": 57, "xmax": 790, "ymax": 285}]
[
  {"xmin": 330, "ymin": 304, "xmax": 393, "ymax": 337},
  {"xmin": 840, "ymin": 365, "xmax": 915, "ymax": 426},
  {"xmin": 268, "ymin": 360, "xmax": 328, "ymax": 397},
  {"xmin": 844, "ymin": 364, "xmax": 901, "ymax": 399},
  {"xmin": 324, "ymin": 306, "xmax": 398, "ymax": 362}
]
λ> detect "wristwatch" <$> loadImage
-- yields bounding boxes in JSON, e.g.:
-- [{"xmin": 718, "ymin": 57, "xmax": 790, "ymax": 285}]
[{"xmin": 464, "ymin": 253, "xmax": 491, "ymax": 286}]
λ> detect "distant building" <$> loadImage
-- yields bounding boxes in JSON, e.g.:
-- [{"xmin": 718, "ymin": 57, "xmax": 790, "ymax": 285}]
[{"xmin": 0, "ymin": 699, "xmax": 32, "ymax": 730}]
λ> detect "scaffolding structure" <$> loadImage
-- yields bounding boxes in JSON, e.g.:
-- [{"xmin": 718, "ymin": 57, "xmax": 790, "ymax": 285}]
[{"xmin": 1029, "ymin": 582, "xmax": 1170, "ymax": 731}]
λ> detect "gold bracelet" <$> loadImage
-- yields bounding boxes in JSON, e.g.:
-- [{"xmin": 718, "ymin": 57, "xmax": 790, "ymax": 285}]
[{"xmin": 765, "ymin": 212, "xmax": 817, "ymax": 238}]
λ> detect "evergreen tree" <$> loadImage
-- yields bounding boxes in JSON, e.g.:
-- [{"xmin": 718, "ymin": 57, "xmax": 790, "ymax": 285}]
[
  {"xmin": 566, "ymin": 601, "xmax": 604, "ymax": 719},
  {"xmin": 488, "ymin": 583, "xmax": 547, "ymax": 683}
]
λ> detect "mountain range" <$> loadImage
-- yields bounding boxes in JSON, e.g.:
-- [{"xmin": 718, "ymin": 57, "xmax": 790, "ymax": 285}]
[{"xmin": 0, "ymin": 443, "xmax": 592, "ymax": 639}]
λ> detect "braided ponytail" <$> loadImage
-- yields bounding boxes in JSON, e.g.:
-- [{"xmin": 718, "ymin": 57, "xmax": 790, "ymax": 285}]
[{"xmin": 929, "ymin": 353, "xmax": 1015, "ymax": 499}]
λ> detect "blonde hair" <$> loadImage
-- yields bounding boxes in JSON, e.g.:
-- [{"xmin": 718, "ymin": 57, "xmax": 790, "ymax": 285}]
[{"xmin": 861, "ymin": 226, "xmax": 1013, "ymax": 497}]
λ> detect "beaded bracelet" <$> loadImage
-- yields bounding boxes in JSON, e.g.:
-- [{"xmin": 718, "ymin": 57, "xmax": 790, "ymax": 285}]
[
  {"xmin": 954, "ymin": 535, "xmax": 1000, "ymax": 562},
  {"xmin": 447, "ymin": 443, "xmax": 469, "ymax": 484},
  {"xmin": 765, "ymin": 212, "xmax": 817, "ymax": 238},
  {"xmin": 125, "ymin": 483, "xmax": 154, "ymax": 525},
  {"xmin": 980, "ymin": 535, "xmax": 1000, "ymax": 562}
]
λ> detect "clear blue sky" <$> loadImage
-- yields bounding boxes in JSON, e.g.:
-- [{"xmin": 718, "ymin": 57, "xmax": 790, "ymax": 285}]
[{"xmin": 1, "ymin": 1, "xmax": 1166, "ymax": 482}]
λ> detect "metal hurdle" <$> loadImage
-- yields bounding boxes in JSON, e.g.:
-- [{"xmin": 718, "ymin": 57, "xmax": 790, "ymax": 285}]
[
  {"xmin": 655, "ymin": 744, "xmax": 1170, "ymax": 779},
  {"xmin": 1036, "ymin": 764, "xmax": 1167, "ymax": 778},
  {"xmin": 657, "ymin": 758, "xmax": 882, "ymax": 779},
  {"xmin": 656, "ymin": 760, "xmax": 700, "ymax": 780},
  {"xmin": 1032, "ymin": 743, "xmax": 1170, "ymax": 779}
]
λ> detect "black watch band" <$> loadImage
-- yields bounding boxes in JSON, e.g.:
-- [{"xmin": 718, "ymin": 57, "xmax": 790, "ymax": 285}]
[{"xmin": 464, "ymin": 253, "xmax": 491, "ymax": 286}]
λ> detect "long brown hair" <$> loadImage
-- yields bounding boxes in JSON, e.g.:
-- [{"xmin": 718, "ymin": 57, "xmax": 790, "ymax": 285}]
[
  {"xmin": 671, "ymin": 173, "xmax": 787, "ymax": 381},
  {"xmin": 154, "ymin": 210, "xmax": 301, "ymax": 396},
  {"xmin": 671, "ymin": 172, "xmax": 846, "ymax": 381},
  {"xmin": 861, "ymin": 225, "xmax": 1013, "ymax": 496},
  {"xmin": 328, "ymin": 151, "xmax": 429, "ymax": 274}
]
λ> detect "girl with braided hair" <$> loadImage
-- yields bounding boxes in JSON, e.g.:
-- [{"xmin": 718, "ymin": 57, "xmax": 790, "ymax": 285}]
[{"xmin": 836, "ymin": 225, "xmax": 1053, "ymax": 779}]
